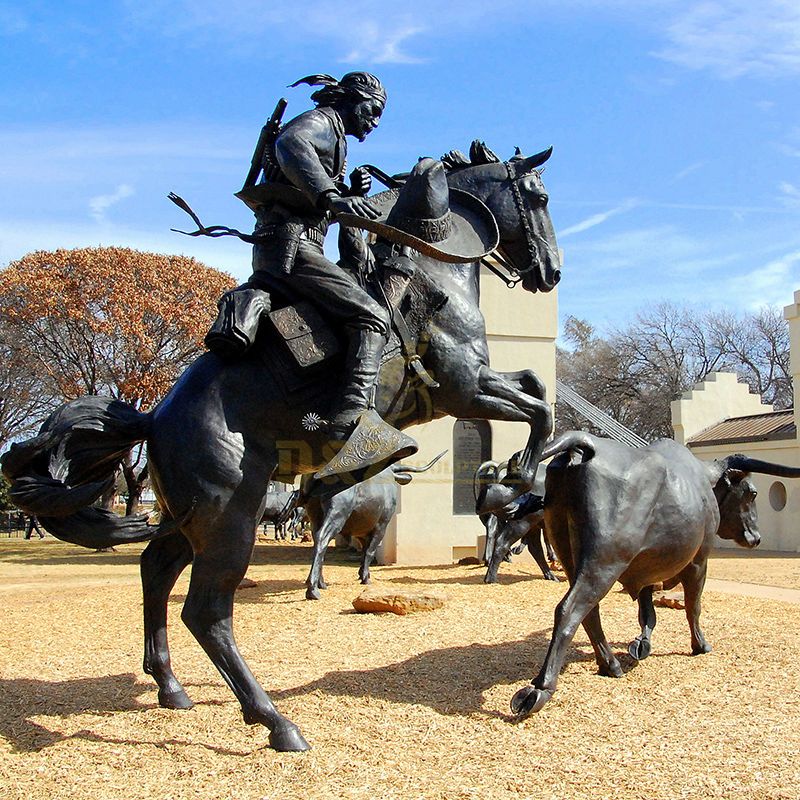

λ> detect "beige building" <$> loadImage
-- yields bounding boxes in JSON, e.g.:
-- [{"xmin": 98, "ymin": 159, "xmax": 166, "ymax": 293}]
[
  {"xmin": 670, "ymin": 291, "xmax": 800, "ymax": 553},
  {"xmin": 377, "ymin": 265, "xmax": 558, "ymax": 565}
]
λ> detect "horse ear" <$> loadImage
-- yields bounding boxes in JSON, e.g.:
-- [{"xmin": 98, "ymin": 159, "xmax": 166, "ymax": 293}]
[
  {"xmin": 518, "ymin": 146, "xmax": 553, "ymax": 171},
  {"xmin": 469, "ymin": 140, "xmax": 500, "ymax": 165}
]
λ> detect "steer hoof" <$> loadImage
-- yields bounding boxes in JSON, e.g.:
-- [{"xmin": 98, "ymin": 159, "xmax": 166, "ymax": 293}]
[
  {"xmin": 269, "ymin": 722, "xmax": 311, "ymax": 753},
  {"xmin": 543, "ymin": 570, "xmax": 560, "ymax": 582},
  {"xmin": 317, "ymin": 579, "xmax": 328, "ymax": 590},
  {"xmin": 628, "ymin": 636, "xmax": 652, "ymax": 662},
  {"xmin": 598, "ymin": 658, "xmax": 624, "ymax": 678},
  {"xmin": 510, "ymin": 685, "xmax": 552, "ymax": 718},
  {"xmin": 158, "ymin": 688, "xmax": 194, "ymax": 710},
  {"xmin": 692, "ymin": 641, "xmax": 712, "ymax": 655},
  {"xmin": 305, "ymin": 586, "xmax": 321, "ymax": 601}
]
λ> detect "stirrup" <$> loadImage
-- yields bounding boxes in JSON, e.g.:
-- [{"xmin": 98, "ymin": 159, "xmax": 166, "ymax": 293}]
[{"xmin": 315, "ymin": 410, "xmax": 418, "ymax": 481}]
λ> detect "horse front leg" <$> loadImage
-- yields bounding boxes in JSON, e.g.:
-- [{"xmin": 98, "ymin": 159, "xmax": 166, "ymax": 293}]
[{"xmin": 467, "ymin": 366, "xmax": 552, "ymax": 514}]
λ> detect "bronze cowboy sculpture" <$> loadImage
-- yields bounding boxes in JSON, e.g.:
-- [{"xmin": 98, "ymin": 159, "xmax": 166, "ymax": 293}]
[
  {"xmin": 4, "ymin": 67, "xmax": 562, "ymax": 750},
  {"xmin": 171, "ymin": 71, "xmax": 498, "ymax": 481}
]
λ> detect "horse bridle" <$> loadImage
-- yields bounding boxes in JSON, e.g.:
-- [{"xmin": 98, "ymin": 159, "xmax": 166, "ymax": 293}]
[{"xmin": 481, "ymin": 161, "xmax": 554, "ymax": 289}]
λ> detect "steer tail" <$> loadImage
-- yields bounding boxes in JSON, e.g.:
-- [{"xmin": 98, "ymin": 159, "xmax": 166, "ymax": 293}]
[
  {"xmin": 392, "ymin": 450, "xmax": 447, "ymax": 485},
  {"xmin": 1, "ymin": 396, "xmax": 184, "ymax": 549},
  {"xmin": 541, "ymin": 431, "xmax": 596, "ymax": 463}
]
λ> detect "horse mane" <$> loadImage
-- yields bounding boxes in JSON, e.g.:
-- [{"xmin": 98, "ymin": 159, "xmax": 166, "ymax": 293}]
[{"xmin": 441, "ymin": 140, "xmax": 501, "ymax": 172}]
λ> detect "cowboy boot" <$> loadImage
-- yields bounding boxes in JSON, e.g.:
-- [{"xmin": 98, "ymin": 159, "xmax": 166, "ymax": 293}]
[
  {"xmin": 328, "ymin": 330, "xmax": 388, "ymax": 439},
  {"xmin": 316, "ymin": 330, "xmax": 417, "ymax": 480}
]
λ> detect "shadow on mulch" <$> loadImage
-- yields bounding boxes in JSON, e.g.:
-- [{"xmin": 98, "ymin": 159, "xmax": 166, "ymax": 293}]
[
  {"xmin": 379, "ymin": 571, "xmax": 546, "ymax": 587},
  {"xmin": 169, "ymin": 578, "xmax": 309, "ymax": 605},
  {"xmin": 0, "ymin": 546, "xmax": 143, "ymax": 568},
  {"xmin": 0, "ymin": 673, "xmax": 246, "ymax": 756},
  {"xmin": 272, "ymin": 632, "xmax": 641, "ymax": 721}
]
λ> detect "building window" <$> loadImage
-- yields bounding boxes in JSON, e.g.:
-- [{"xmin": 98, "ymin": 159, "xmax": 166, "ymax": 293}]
[
  {"xmin": 452, "ymin": 419, "xmax": 492, "ymax": 515},
  {"xmin": 769, "ymin": 481, "xmax": 787, "ymax": 512}
]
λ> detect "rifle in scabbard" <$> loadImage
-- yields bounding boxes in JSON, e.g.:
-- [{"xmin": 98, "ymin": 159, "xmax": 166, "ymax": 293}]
[{"xmin": 242, "ymin": 97, "xmax": 288, "ymax": 190}]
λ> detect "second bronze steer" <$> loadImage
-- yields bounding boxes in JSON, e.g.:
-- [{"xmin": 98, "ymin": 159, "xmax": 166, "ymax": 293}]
[
  {"xmin": 302, "ymin": 452, "xmax": 446, "ymax": 600},
  {"xmin": 510, "ymin": 431, "xmax": 800, "ymax": 717}
]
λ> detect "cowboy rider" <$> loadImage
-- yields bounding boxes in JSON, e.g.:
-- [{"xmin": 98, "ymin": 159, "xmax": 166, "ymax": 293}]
[{"xmin": 248, "ymin": 72, "xmax": 397, "ymax": 447}]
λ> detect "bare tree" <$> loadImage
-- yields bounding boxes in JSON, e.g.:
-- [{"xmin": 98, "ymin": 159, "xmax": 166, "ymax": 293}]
[
  {"xmin": 0, "ymin": 324, "xmax": 55, "ymax": 450},
  {"xmin": 558, "ymin": 302, "xmax": 791, "ymax": 441}
]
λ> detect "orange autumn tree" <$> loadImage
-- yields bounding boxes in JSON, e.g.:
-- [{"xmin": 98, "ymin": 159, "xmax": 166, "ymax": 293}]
[{"xmin": 0, "ymin": 246, "xmax": 236, "ymax": 512}]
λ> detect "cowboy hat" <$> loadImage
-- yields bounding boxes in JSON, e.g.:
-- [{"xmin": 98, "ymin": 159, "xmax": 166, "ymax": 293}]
[{"xmin": 336, "ymin": 157, "xmax": 498, "ymax": 263}]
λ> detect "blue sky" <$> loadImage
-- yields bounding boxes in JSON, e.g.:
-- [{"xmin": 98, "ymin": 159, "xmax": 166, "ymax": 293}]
[{"xmin": 2, "ymin": 0, "xmax": 799, "ymax": 330}]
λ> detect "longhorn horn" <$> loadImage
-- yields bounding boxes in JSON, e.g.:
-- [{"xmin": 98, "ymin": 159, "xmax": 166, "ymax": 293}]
[
  {"xmin": 393, "ymin": 450, "xmax": 447, "ymax": 479},
  {"xmin": 720, "ymin": 454, "xmax": 800, "ymax": 479},
  {"xmin": 517, "ymin": 146, "xmax": 553, "ymax": 172}
]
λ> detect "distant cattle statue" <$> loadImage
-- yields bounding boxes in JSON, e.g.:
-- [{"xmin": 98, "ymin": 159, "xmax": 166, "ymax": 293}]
[
  {"xmin": 302, "ymin": 451, "xmax": 446, "ymax": 600},
  {"xmin": 261, "ymin": 482, "xmax": 297, "ymax": 539},
  {"xmin": 475, "ymin": 461, "xmax": 557, "ymax": 583},
  {"xmin": 510, "ymin": 431, "xmax": 800, "ymax": 718}
]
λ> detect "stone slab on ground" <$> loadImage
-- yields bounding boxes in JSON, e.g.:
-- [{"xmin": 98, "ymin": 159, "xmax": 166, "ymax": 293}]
[
  {"xmin": 653, "ymin": 589, "xmax": 685, "ymax": 609},
  {"xmin": 353, "ymin": 585, "xmax": 447, "ymax": 615}
]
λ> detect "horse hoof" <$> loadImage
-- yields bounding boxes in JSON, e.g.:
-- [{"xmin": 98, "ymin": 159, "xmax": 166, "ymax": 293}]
[
  {"xmin": 269, "ymin": 723, "xmax": 311, "ymax": 753},
  {"xmin": 483, "ymin": 574, "xmax": 498, "ymax": 585},
  {"xmin": 628, "ymin": 637, "xmax": 651, "ymax": 661},
  {"xmin": 305, "ymin": 587, "xmax": 321, "ymax": 601},
  {"xmin": 360, "ymin": 577, "xmax": 371, "ymax": 585},
  {"xmin": 317, "ymin": 579, "xmax": 328, "ymax": 590},
  {"xmin": 510, "ymin": 685, "xmax": 552, "ymax": 718},
  {"xmin": 158, "ymin": 688, "xmax": 194, "ymax": 710}
]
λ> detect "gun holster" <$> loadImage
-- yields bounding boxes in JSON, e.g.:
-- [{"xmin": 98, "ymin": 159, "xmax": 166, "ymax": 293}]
[{"xmin": 276, "ymin": 218, "xmax": 304, "ymax": 275}]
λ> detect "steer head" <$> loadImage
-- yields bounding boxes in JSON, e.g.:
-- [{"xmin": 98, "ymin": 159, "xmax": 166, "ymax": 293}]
[
  {"xmin": 710, "ymin": 453, "xmax": 800, "ymax": 549},
  {"xmin": 713, "ymin": 467, "xmax": 760, "ymax": 548}
]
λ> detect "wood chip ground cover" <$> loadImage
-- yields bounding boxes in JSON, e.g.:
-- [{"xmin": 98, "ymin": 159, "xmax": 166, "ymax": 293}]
[{"xmin": 1, "ymin": 540, "xmax": 798, "ymax": 800}]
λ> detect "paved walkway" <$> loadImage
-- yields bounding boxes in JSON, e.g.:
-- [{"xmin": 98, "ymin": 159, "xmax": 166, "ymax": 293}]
[{"xmin": 706, "ymin": 578, "xmax": 800, "ymax": 604}]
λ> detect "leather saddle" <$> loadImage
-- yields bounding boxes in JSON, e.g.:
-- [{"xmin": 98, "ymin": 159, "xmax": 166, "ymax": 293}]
[{"xmin": 205, "ymin": 264, "xmax": 447, "ymax": 401}]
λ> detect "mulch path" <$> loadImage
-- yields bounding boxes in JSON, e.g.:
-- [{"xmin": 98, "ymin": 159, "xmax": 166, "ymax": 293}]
[{"xmin": 1, "ymin": 540, "xmax": 799, "ymax": 800}]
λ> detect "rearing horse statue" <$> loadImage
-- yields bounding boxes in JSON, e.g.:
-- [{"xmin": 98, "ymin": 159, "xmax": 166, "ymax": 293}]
[{"xmin": 1, "ymin": 141, "xmax": 560, "ymax": 752}]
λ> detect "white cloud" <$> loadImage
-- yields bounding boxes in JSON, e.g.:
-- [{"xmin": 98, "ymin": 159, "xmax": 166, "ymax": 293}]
[
  {"xmin": 779, "ymin": 181, "xmax": 800, "ymax": 208},
  {"xmin": 0, "ymin": 218, "xmax": 246, "ymax": 279},
  {"xmin": 343, "ymin": 24, "xmax": 426, "ymax": 64},
  {"xmin": 89, "ymin": 184, "xmax": 135, "ymax": 223},
  {"xmin": 120, "ymin": 0, "xmax": 522, "ymax": 64},
  {"xmin": 654, "ymin": 0, "xmax": 800, "ymax": 78},
  {"xmin": 728, "ymin": 249, "xmax": 800, "ymax": 309},
  {"xmin": 122, "ymin": 0, "xmax": 437, "ymax": 64},
  {"xmin": 669, "ymin": 161, "xmax": 705, "ymax": 183},
  {"xmin": 559, "ymin": 199, "xmax": 639, "ymax": 238}
]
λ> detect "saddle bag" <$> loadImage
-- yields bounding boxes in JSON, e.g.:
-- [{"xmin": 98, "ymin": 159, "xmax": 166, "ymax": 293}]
[
  {"xmin": 268, "ymin": 302, "xmax": 341, "ymax": 368},
  {"xmin": 205, "ymin": 284, "xmax": 271, "ymax": 360}
]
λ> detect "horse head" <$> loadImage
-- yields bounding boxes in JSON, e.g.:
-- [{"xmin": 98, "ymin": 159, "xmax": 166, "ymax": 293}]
[{"xmin": 444, "ymin": 141, "xmax": 561, "ymax": 294}]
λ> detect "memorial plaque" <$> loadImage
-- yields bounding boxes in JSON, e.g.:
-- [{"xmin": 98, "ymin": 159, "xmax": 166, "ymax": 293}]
[{"xmin": 452, "ymin": 419, "xmax": 492, "ymax": 514}]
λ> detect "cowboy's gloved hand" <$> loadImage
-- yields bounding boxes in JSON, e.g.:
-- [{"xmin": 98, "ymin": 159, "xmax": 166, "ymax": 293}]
[
  {"xmin": 327, "ymin": 194, "xmax": 381, "ymax": 220},
  {"xmin": 348, "ymin": 166, "xmax": 372, "ymax": 197}
]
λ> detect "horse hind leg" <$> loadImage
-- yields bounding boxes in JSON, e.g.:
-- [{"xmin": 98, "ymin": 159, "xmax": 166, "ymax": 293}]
[
  {"xmin": 141, "ymin": 530, "xmax": 194, "ymax": 709},
  {"xmin": 181, "ymin": 514, "xmax": 310, "ymax": 752}
]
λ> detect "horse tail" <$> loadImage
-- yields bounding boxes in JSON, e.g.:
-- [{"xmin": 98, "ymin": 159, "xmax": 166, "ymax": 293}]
[{"xmin": 0, "ymin": 396, "xmax": 185, "ymax": 549}]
